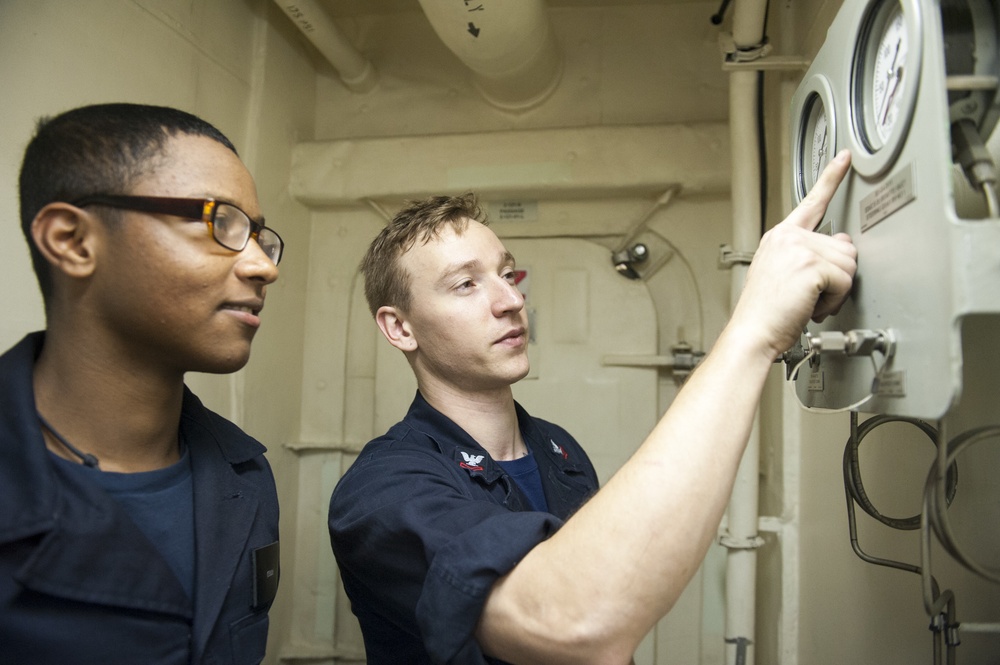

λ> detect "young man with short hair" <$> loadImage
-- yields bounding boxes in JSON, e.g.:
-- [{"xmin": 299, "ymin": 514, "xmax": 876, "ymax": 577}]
[
  {"xmin": 330, "ymin": 154, "xmax": 855, "ymax": 664},
  {"xmin": 1, "ymin": 103, "xmax": 284, "ymax": 665}
]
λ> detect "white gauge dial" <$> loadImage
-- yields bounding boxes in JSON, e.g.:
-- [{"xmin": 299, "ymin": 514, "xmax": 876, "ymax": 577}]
[
  {"xmin": 870, "ymin": 2, "xmax": 907, "ymax": 145},
  {"xmin": 792, "ymin": 76, "xmax": 837, "ymax": 203},
  {"xmin": 799, "ymin": 93, "xmax": 832, "ymax": 196},
  {"xmin": 808, "ymin": 101, "xmax": 831, "ymax": 189},
  {"xmin": 849, "ymin": 0, "xmax": 922, "ymax": 177}
]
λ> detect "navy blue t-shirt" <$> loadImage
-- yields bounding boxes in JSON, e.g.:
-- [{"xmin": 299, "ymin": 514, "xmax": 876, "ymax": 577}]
[
  {"xmin": 51, "ymin": 445, "xmax": 195, "ymax": 599},
  {"xmin": 497, "ymin": 451, "xmax": 548, "ymax": 512}
]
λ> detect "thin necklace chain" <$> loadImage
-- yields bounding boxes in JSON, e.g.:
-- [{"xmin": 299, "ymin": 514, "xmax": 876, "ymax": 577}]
[{"xmin": 36, "ymin": 411, "xmax": 101, "ymax": 469}]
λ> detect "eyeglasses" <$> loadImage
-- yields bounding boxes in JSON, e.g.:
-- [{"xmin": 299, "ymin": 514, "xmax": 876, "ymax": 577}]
[{"xmin": 72, "ymin": 194, "xmax": 284, "ymax": 265}]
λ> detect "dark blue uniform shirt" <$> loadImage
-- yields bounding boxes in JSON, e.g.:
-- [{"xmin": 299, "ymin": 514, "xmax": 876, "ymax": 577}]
[
  {"xmin": 0, "ymin": 333, "xmax": 281, "ymax": 665},
  {"xmin": 328, "ymin": 392, "xmax": 599, "ymax": 664}
]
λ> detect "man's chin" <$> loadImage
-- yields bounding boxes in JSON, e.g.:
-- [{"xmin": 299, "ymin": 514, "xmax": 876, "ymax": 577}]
[
  {"xmin": 509, "ymin": 360, "xmax": 531, "ymax": 384},
  {"xmin": 193, "ymin": 351, "xmax": 251, "ymax": 375}
]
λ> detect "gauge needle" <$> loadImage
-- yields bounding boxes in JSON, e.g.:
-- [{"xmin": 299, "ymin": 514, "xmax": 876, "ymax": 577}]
[
  {"xmin": 878, "ymin": 40, "xmax": 903, "ymax": 126},
  {"xmin": 879, "ymin": 65, "xmax": 904, "ymax": 126},
  {"xmin": 814, "ymin": 124, "xmax": 828, "ymax": 179}
]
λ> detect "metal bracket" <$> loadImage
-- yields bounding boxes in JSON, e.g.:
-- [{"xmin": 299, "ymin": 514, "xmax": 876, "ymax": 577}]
[
  {"xmin": 724, "ymin": 636, "xmax": 754, "ymax": 665},
  {"xmin": 718, "ymin": 533, "xmax": 765, "ymax": 550},
  {"xmin": 718, "ymin": 32, "xmax": 811, "ymax": 72},
  {"xmin": 669, "ymin": 341, "xmax": 705, "ymax": 383},
  {"xmin": 718, "ymin": 243, "xmax": 755, "ymax": 269},
  {"xmin": 720, "ymin": 32, "xmax": 773, "ymax": 62}
]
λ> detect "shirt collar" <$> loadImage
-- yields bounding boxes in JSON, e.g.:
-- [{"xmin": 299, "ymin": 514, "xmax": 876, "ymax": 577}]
[{"xmin": 402, "ymin": 391, "xmax": 583, "ymax": 481}]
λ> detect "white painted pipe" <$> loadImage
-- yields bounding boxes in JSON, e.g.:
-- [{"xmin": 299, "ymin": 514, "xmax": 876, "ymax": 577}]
[
  {"xmin": 724, "ymin": 0, "xmax": 770, "ymax": 663},
  {"xmin": 273, "ymin": 0, "xmax": 377, "ymax": 93},
  {"xmin": 732, "ymin": 0, "xmax": 769, "ymax": 55},
  {"xmin": 416, "ymin": 0, "xmax": 562, "ymax": 111},
  {"xmin": 724, "ymin": 74, "xmax": 761, "ymax": 663}
]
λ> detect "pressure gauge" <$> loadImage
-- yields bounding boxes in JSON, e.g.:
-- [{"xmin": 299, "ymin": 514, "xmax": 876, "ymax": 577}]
[
  {"xmin": 792, "ymin": 75, "xmax": 837, "ymax": 203},
  {"xmin": 850, "ymin": 0, "xmax": 923, "ymax": 177},
  {"xmin": 868, "ymin": 2, "xmax": 907, "ymax": 146}
]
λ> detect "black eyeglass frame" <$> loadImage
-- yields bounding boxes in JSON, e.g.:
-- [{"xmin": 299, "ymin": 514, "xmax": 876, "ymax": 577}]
[{"xmin": 71, "ymin": 194, "xmax": 284, "ymax": 265}]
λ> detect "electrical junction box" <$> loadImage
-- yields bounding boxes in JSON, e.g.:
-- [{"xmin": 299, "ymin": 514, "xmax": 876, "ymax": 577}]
[{"xmin": 788, "ymin": 0, "xmax": 1000, "ymax": 419}]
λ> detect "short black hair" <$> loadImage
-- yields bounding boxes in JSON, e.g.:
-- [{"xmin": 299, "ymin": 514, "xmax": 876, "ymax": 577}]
[{"xmin": 18, "ymin": 102, "xmax": 238, "ymax": 301}]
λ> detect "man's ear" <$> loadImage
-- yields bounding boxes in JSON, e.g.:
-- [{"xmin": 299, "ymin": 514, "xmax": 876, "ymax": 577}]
[
  {"xmin": 375, "ymin": 305, "xmax": 417, "ymax": 352},
  {"xmin": 30, "ymin": 203, "xmax": 99, "ymax": 280}
]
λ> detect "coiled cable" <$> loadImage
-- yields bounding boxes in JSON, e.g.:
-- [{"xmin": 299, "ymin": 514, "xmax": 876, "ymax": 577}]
[
  {"xmin": 843, "ymin": 413, "xmax": 956, "ymax": 568},
  {"xmin": 923, "ymin": 425, "xmax": 1000, "ymax": 585},
  {"xmin": 844, "ymin": 413, "xmax": 960, "ymax": 665}
]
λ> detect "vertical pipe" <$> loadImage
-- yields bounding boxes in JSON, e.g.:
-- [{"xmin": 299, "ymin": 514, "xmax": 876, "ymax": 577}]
[
  {"xmin": 725, "ymin": 0, "xmax": 769, "ymax": 661},
  {"xmin": 724, "ymin": 71, "xmax": 762, "ymax": 665}
]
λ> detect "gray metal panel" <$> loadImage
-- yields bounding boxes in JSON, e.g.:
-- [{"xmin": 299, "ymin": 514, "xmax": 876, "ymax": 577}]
[{"xmin": 788, "ymin": 0, "xmax": 1000, "ymax": 418}]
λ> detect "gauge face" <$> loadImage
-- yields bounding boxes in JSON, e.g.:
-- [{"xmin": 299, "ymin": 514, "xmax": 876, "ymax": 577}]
[
  {"xmin": 792, "ymin": 76, "xmax": 837, "ymax": 203},
  {"xmin": 804, "ymin": 94, "xmax": 831, "ymax": 193},
  {"xmin": 848, "ymin": 0, "xmax": 922, "ymax": 177},
  {"xmin": 870, "ymin": 2, "xmax": 907, "ymax": 145},
  {"xmin": 855, "ymin": 0, "xmax": 911, "ymax": 152}
]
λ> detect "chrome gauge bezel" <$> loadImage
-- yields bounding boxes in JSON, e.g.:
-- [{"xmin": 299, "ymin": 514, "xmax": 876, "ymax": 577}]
[
  {"xmin": 792, "ymin": 75, "xmax": 837, "ymax": 203},
  {"xmin": 849, "ymin": 0, "xmax": 924, "ymax": 178}
]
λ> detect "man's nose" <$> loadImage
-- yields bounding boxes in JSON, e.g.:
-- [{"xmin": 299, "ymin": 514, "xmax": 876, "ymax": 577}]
[
  {"xmin": 237, "ymin": 237, "xmax": 280, "ymax": 284},
  {"xmin": 492, "ymin": 276, "xmax": 524, "ymax": 316}
]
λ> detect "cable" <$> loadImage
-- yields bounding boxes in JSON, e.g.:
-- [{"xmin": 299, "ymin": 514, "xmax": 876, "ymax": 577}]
[
  {"xmin": 645, "ymin": 228, "xmax": 706, "ymax": 352},
  {"xmin": 842, "ymin": 413, "xmax": 943, "ymax": 574},
  {"xmin": 842, "ymin": 413, "xmax": 960, "ymax": 665},
  {"xmin": 982, "ymin": 180, "xmax": 1000, "ymax": 218},
  {"xmin": 789, "ymin": 332, "xmax": 895, "ymax": 414},
  {"xmin": 710, "ymin": 0, "xmax": 732, "ymax": 25},
  {"xmin": 845, "ymin": 413, "xmax": 953, "ymax": 532},
  {"xmin": 952, "ymin": 119, "xmax": 1000, "ymax": 218},
  {"xmin": 757, "ymin": 69, "xmax": 768, "ymax": 237},
  {"xmin": 924, "ymin": 425, "xmax": 1000, "ymax": 584}
]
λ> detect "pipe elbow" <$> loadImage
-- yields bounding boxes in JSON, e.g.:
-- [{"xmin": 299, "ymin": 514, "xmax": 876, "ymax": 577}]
[{"xmin": 416, "ymin": 0, "xmax": 562, "ymax": 110}]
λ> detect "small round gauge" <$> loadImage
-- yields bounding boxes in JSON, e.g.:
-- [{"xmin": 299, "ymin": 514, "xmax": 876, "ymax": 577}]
[
  {"xmin": 792, "ymin": 75, "xmax": 837, "ymax": 203},
  {"xmin": 804, "ymin": 94, "xmax": 832, "ymax": 193},
  {"xmin": 850, "ymin": 0, "xmax": 923, "ymax": 177}
]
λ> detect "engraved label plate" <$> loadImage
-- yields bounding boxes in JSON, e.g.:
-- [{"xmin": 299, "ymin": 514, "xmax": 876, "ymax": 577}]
[
  {"xmin": 488, "ymin": 200, "xmax": 538, "ymax": 222},
  {"xmin": 876, "ymin": 370, "xmax": 906, "ymax": 397},
  {"xmin": 808, "ymin": 369, "xmax": 825, "ymax": 392},
  {"xmin": 860, "ymin": 164, "xmax": 916, "ymax": 232}
]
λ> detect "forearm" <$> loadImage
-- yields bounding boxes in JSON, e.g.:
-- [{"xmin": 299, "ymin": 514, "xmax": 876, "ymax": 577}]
[
  {"xmin": 477, "ymin": 150, "xmax": 855, "ymax": 664},
  {"xmin": 477, "ymin": 323, "xmax": 776, "ymax": 664}
]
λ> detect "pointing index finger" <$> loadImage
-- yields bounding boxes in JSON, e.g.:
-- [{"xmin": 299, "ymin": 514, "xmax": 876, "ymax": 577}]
[{"xmin": 787, "ymin": 149, "xmax": 852, "ymax": 231}]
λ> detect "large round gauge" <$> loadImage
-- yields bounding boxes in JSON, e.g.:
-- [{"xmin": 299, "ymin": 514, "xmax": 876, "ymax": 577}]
[
  {"xmin": 850, "ymin": 0, "xmax": 923, "ymax": 177},
  {"xmin": 792, "ymin": 75, "xmax": 837, "ymax": 203},
  {"xmin": 868, "ymin": 2, "xmax": 907, "ymax": 146}
]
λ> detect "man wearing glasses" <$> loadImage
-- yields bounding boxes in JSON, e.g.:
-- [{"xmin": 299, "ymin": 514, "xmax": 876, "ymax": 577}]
[{"xmin": 0, "ymin": 103, "xmax": 284, "ymax": 664}]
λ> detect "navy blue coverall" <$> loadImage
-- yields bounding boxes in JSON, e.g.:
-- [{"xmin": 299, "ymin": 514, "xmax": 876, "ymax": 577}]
[
  {"xmin": 0, "ymin": 333, "xmax": 280, "ymax": 665},
  {"xmin": 329, "ymin": 391, "xmax": 600, "ymax": 664}
]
